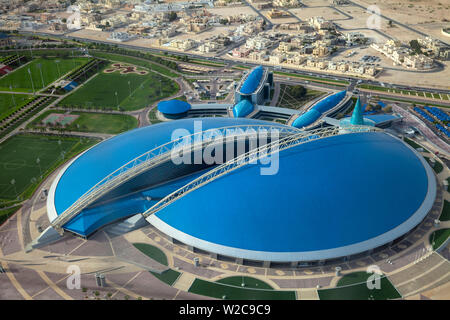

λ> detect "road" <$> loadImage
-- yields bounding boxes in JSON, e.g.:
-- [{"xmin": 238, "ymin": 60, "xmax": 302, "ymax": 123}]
[{"xmin": 16, "ymin": 31, "xmax": 450, "ymax": 97}]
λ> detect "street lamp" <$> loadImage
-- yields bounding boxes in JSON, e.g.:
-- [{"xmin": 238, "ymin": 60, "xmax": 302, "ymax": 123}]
[
  {"xmin": 55, "ymin": 60, "xmax": 61, "ymax": 79},
  {"xmin": 10, "ymin": 179, "xmax": 17, "ymax": 198},
  {"xmin": 27, "ymin": 68, "xmax": 35, "ymax": 95},
  {"xmin": 115, "ymin": 91, "xmax": 119, "ymax": 110},
  {"xmin": 36, "ymin": 157, "xmax": 42, "ymax": 178},
  {"xmin": 37, "ymin": 63, "xmax": 45, "ymax": 89},
  {"xmin": 10, "ymin": 86, "xmax": 16, "ymax": 108}
]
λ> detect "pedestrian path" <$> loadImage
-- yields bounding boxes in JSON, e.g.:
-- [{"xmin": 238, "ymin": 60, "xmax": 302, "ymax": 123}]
[{"xmin": 173, "ymin": 272, "xmax": 195, "ymax": 291}]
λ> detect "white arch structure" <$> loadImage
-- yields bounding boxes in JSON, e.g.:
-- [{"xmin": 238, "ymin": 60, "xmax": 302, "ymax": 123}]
[
  {"xmin": 143, "ymin": 125, "xmax": 381, "ymax": 218},
  {"xmin": 50, "ymin": 124, "xmax": 301, "ymax": 233}
]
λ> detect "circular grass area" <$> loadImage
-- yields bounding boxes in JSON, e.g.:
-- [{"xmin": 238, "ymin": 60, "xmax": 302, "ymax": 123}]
[
  {"xmin": 216, "ymin": 276, "xmax": 273, "ymax": 290},
  {"xmin": 439, "ymin": 200, "xmax": 450, "ymax": 222},
  {"xmin": 337, "ymin": 271, "xmax": 371, "ymax": 287},
  {"xmin": 318, "ymin": 271, "xmax": 401, "ymax": 300},
  {"xmin": 423, "ymin": 156, "xmax": 444, "ymax": 174}
]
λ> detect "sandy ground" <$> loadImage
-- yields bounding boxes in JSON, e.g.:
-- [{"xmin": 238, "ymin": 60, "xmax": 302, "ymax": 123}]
[
  {"xmin": 351, "ymin": 0, "xmax": 450, "ymax": 43},
  {"xmin": 376, "ymin": 61, "xmax": 450, "ymax": 90},
  {"xmin": 290, "ymin": 6, "xmax": 349, "ymax": 21},
  {"xmin": 207, "ymin": 6, "xmax": 257, "ymax": 17}
]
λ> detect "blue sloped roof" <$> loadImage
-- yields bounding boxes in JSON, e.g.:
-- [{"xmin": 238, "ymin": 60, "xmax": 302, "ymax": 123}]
[
  {"xmin": 312, "ymin": 90, "xmax": 347, "ymax": 113},
  {"xmin": 364, "ymin": 114, "xmax": 400, "ymax": 124},
  {"xmin": 153, "ymin": 132, "xmax": 432, "ymax": 257},
  {"xmin": 292, "ymin": 90, "xmax": 347, "ymax": 128},
  {"xmin": 292, "ymin": 109, "xmax": 321, "ymax": 128},
  {"xmin": 53, "ymin": 118, "xmax": 287, "ymax": 216},
  {"xmin": 233, "ymin": 99, "xmax": 254, "ymax": 118},
  {"xmin": 157, "ymin": 99, "xmax": 191, "ymax": 115},
  {"xmin": 240, "ymin": 66, "xmax": 264, "ymax": 95}
]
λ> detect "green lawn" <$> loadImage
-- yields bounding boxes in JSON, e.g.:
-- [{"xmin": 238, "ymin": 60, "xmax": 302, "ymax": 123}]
[
  {"xmin": 91, "ymin": 52, "xmax": 179, "ymax": 78},
  {"xmin": 59, "ymin": 68, "xmax": 179, "ymax": 111},
  {"xmin": 148, "ymin": 109, "xmax": 162, "ymax": 124},
  {"xmin": 430, "ymin": 228, "xmax": 450, "ymax": 250},
  {"xmin": 440, "ymin": 201, "xmax": 450, "ymax": 221},
  {"xmin": 403, "ymin": 137, "xmax": 430, "ymax": 153},
  {"xmin": 277, "ymin": 84, "xmax": 326, "ymax": 109},
  {"xmin": 0, "ymin": 134, "xmax": 99, "ymax": 202},
  {"xmin": 132, "ymin": 243, "xmax": 181, "ymax": 286},
  {"xmin": 189, "ymin": 279, "xmax": 296, "ymax": 300},
  {"xmin": 133, "ymin": 243, "xmax": 168, "ymax": 265},
  {"xmin": 0, "ymin": 57, "xmax": 90, "ymax": 92},
  {"xmin": 318, "ymin": 272, "xmax": 401, "ymax": 300},
  {"xmin": 28, "ymin": 110, "xmax": 138, "ymax": 134},
  {"xmin": 216, "ymin": 276, "xmax": 273, "ymax": 290},
  {"xmin": 0, "ymin": 93, "xmax": 35, "ymax": 122},
  {"xmin": 423, "ymin": 156, "xmax": 444, "ymax": 174},
  {"xmin": 0, "ymin": 205, "xmax": 21, "ymax": 225}
]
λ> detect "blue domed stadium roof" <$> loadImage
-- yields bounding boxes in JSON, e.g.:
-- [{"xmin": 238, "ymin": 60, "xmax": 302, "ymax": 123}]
[
  {"xmin": 157, "ymin": 99, "xmax": 191, "ymax": 115},
  {"xmin": 292, "ymin": 90, "xmax": 347, "ymax": 128},
  {"xmin": 148, "ymin": 132, "xmax": 435, "ymax": 261},
  {"xmin": 233, "ymin": 100, "xmax": 254, "ymax": 118},
  {"xmin": 240, "ymin": 66, "xmax": 264, "ymax": 95},
  {"xmin": 48, "ymin": 117, "xmax": 290, "ymax": 235}
]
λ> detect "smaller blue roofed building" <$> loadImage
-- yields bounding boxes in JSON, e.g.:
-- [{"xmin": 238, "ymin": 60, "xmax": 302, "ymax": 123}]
[
  {"xmin": 158, "ymin": 99, "xmax": 191, "ymax": 119},
  {"xmin": 292, "ymin": 90, "xmax": 348, "ymax": 129},
  {"xmin": 235, "ymin": 65, "xmax": 273, "ymax": 106},
  {"xmin": 340, "ymin": 98, "xmax": 401, "ymax": 129},
  {"xmin": 233, "ymin": 99, "xmax": 254, "ymax": 118}
]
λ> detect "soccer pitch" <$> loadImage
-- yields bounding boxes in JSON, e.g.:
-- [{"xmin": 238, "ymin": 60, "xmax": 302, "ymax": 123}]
[
  {"xmin": 59, "ymin": 68, "xmax": 179, "ymax": 111},
  {"xmin": 0, "ymin": 93, "xmax": 35, "ymax": 122},
  {"xmin": 0, "ymin": 134, "xmax": 98, "ymax": 201},
  {"xmin": 0, "ymin": 57, "xmax": 90, "ymax": 93}
]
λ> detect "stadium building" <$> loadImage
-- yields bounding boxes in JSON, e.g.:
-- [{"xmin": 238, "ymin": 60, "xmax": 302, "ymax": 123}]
[
  {"xmin": 32, "ymin": 66, "xmax": 435, "ymax": 268},
  {"xmin": 234, "ymin": 65, "xmax": 274, "ymax": 106}
]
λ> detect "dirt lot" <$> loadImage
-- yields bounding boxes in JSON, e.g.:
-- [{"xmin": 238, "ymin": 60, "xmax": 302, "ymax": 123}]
[{"xmin": 351, "ymin": 0, "xmax": 450, "ymax": 43}]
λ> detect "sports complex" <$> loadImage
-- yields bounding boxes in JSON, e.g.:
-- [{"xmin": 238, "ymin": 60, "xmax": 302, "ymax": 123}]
[
  {"xmin": 1, "ymin": 49, "xmax": 449, "ymax": 301},
  {"xmin": 39, "ymin": 66, "xmax": 437, "ymax": 266}
]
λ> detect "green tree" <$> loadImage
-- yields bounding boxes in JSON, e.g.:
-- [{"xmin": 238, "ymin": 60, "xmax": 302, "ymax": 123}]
[
  {"xmin": 288, "ymin": 85, "xmax": 306, "ymax": 99},
  {"xmin": 168, "ymin": 12, "xmax": 178, "ymax": 22}
]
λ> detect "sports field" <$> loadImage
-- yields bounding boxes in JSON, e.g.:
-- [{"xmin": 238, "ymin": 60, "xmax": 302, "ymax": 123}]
[
  {"xmin": 0, "ymin": 57, "xmax": 90, "ymax": 93},
  {"xmin": 318, "ymin": 272, "xmax": 401, "ymax": 300},
  {"xmin": 0, "ymin": 134, "xmax": 99, "ymax": 201},
  {"xmin": 59, "ymin": 67, "xmax": 179, "ymax": 111},
  {"xmin": 28, "ymin": 110, "xmax": 138, "ymax": 134},
  {"xmin": 0, "ymin": 93, "xmax": 35, "ymax": 122}
]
